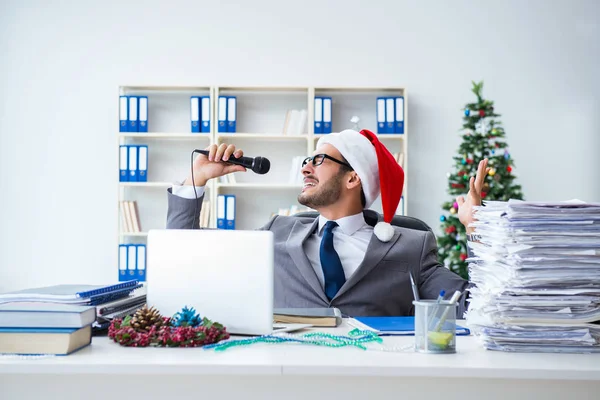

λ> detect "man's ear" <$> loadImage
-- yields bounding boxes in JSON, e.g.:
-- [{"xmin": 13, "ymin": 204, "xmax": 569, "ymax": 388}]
[{"xmin": 346, "ymin": 172, "xmax": 361, "ymax": 190}]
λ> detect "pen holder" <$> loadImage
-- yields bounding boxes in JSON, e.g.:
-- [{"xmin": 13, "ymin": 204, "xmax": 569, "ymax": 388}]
[{"xmin": 413, "ymin": 300, "xmax": 457, "ymax": 354}]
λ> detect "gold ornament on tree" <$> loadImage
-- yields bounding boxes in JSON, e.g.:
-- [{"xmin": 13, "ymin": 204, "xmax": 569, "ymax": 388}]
[{"xmin": 131, "ymin": 305, "xmax": 164, "ymax": 332}]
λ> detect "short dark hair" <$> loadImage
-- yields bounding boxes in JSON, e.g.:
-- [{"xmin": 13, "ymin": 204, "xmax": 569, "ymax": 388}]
[{"xmin": 338, "ymin": 157, "xmax": 366, "ymax": 208}]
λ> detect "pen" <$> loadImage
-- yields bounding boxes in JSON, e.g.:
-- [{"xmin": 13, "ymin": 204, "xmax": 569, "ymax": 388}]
[
  {"xmin": 428, "ymin": 290, "xmax": 445, "ymax": 330},
  {"xmin": 434, "ymin": 290, "xmax": 462, "ymax": 332},
  {"xmin": 409, "ymin": 272, "xmax": 420, "ymax": 301}
]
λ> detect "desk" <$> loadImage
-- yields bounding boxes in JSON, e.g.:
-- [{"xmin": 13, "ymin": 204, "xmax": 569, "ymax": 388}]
[{"xmin": 1, "ymin": 321, "xmax": 599, "ymax": 400}]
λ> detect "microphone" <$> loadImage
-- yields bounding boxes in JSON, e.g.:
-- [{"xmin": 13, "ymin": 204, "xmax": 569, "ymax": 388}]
[{"xmin": 193, "ymin": 149, "xmax": 270, "ymax": 175}]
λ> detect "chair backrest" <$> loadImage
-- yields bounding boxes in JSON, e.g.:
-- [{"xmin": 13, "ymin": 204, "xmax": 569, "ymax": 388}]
[{"xmin": 293, "ymin": 211, "xmax": 432, "ymax": 232}]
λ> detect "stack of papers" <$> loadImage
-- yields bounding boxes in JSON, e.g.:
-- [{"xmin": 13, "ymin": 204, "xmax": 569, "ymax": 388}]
[{"xmin": 465, "ymin": 199, "xmax": 600, "ymax": 353}]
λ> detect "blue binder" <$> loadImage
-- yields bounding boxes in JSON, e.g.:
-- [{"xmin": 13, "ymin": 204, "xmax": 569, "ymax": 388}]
[
  {"xmin": 136, "ymin": 244, "xmax": 146, "ymax": 282},
  {"xmin": 118, "ymin": 244, "xmax": 128, "ymax": 282},
  {"xmin": 395, "ymin": 96, "xmax": 404, "ymax": 134},
  {"xmin": 190, "ymin": 96, "xmax": 200, "ymax": 133},
  {"xmin": 225, "ymin": 194, "xmax": 236, "ymax": 230},
  {"xmin": 322, "ymin": 97, "xmax": 332, "ymax": 134},
  {"xmin": 128, "ymin": 96, "xmax": 139, "ymax": 132},
  {"xmin": 227, "ymin": 96, "xmax": 237, "ymax": 133},
  {"xmin": 138, "ymin": 96, "xmax": 148, "ymax": 132},
  {"xmin": 119, "ymin": 96, "xmax": 128, "ymax": 132},
  {"xmin": 376, "ymin": 97, "xmax": 386, "ymax": 134},
  {"xmin": 127, "ymin": 145, "xmax": 138, "ymax": 182},
  {"xmin": 137, "ymin": 145, "xmax": 148, "ymax": 182},
  {"xmin": 217, "ymin": 194, "xmax": 226, "ymax": 229},
  {"xmin": 119, "ymin": 145, "xmax": 128, "ymax": 182},
  {"xmin": 314, "ymin": 97, "xmax": 323, "ymax": 133},
  {"xmin": 350, "ymin": 316, "xmax": 470, "ymax": 336},
  {"xmin": 385, "ymin": 97, "xmax": 395, "ymax": 134},
  {"xmin": 218, "ymin": 96, "xmax": 227, "ymax": 133},
  {"xmin": 127, "ymin": 244, "xmax": 137, "ymax": 280},
  {"xmin": 200, "ymin": 96, "xmax": 211, "ymax": 133}
]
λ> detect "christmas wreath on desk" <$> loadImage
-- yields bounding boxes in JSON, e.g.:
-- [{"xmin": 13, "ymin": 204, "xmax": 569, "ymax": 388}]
[{"xmin": 108, "ymin": 305, "xmax": 230, "ymax": 347}]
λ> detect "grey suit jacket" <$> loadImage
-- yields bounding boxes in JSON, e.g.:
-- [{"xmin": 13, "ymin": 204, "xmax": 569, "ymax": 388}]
[{"xmin": 166, "ymin": 189, "xmax": 470, "ymax": 317}]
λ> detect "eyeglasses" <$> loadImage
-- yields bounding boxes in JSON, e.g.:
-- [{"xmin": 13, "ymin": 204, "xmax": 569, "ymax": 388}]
[{"xmin": 302, "ymin": 154, "xmax": 353, "ymax": 169}]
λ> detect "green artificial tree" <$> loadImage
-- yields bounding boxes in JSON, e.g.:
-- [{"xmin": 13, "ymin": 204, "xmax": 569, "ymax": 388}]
[{"xmin": 438, "ymin": 81, "xmax": 524, "ymax": 279}]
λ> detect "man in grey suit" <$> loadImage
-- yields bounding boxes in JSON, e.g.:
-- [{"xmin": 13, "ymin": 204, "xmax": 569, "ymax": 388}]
[{"xmin": 167, "ymin": 129, "xmax": 489, "ymax": 317}]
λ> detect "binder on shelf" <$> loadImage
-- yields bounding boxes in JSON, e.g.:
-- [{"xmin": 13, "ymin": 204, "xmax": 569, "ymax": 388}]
[
  {"xmin": 201, "ymin": 96, "xmax": 211, "ymax": 133},
  {"xmin": 120, "ymin": 201, "xmax": 132, "ymax": 233},
  {"xmin": 322, "ymin": 97, "xmax": 332, "ymax": 134},
  {"xmin": 128, "ymin": 201, "xmax": 141, "ymax": 233},
  {"xmin": 227, "ymin": 96, "xmax": 237, "ymax": 133},
  {"xmin": 218, "ymin": 96, "xmax": 227, "ymax": 133},
  {"xmin": 119, "ymin": 96, "xmax": 128, "ymax": 133},
  {"xmin": 225, "ymin": 194, "xmax": 236, "ymax": 230},
  {"xmin": 128, "ymin": 96, "xmax": 139, "ymax": 132},
  {"xmin": 127, "ymin": 244, "xmax": 137, "ymax": 280},
  {"xmin": 136, "ymin": 244, "xmax": 146, "ymax": 282},
  {"xmin": 138, "ymin": 96, "xmax": 148, "ymax": 132},
  {"xmin": 118, "ymin": 244, "xmax": 128, "ymax": 282},
  {"xmin": 377, "ymin": 97, "xmax": 386, "ymax": 134},
  {"xmin": 137, "ymin": 145, "xmax": 148, "ymax": 182},
  {"xmin": 385, "ymin": 97, "xmax": 395, "ymax": 134},
  {"xmin": 190, "ymin": 96, "xmax": 200, "ymax": 133},
  {"xmin": 217, "ymin": 194, "xmax": 226, "ymax": 229},
  {"xmin": 119, "ymin": 145, "xmax": 128, "ymax": 182},
  {"xmin": 314, "ymin": 97, "xmax": 323, "ymax": 134},
  {"xmin": 127, "ymin": 145, "xmax": 138, "ymax": 181},
  {"xmin": 395, "ymin": 96, "xmax": 404, "ymax": 134}
]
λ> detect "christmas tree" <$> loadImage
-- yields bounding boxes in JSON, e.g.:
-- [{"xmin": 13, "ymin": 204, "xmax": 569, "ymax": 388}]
[{"xmin": 438, "ymin": 81, "xmax": 524, "ymax": 279}]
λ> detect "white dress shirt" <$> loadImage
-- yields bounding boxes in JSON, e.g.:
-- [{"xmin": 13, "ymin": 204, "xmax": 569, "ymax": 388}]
[
  {"xmin": 304, "ymin": 213, "xmax": 373, "ymax": 289},
  {"xmin": 171, "ymin": 184, "xmax": 205, "ymax": 199},
  {"xmin": 171, "ymin": 185, "xmax": 372, "ymax": 289}
]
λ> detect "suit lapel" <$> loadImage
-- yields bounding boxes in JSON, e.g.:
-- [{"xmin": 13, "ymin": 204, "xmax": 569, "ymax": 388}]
[
  {"xmin": 333, "ymin": 217, "xmax": 402, "ymax": 300},
  {"xmin": 285, "ymin": 218, "xmax": 328, "ymax": 303}
]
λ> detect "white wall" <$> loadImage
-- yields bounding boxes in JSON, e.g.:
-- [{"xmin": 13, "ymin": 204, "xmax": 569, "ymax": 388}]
[{"xmin": 1, "ymin": 0, "xmax": 599, "ymax": 292}]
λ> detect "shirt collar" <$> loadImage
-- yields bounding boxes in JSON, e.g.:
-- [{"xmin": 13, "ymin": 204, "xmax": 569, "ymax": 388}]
[{"xmin": 317, "ymin": 212, "xmax": 368, "ymax": 237}]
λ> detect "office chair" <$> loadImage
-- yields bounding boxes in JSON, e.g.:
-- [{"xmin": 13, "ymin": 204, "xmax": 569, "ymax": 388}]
[{"xmin": 294, "ymin": 211, "xmax": 432, "ymax": 232}]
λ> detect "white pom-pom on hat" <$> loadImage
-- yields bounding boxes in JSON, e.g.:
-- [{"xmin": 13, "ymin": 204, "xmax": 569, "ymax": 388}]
[{"xmin": 317, "ymin": 129, "xmax": 405, "ymax": 242}]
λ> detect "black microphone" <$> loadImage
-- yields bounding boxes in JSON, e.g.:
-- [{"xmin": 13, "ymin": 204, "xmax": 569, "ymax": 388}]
[{"xmin": 193, "ymin": 149, "xmax": 271, "ymax": 175}]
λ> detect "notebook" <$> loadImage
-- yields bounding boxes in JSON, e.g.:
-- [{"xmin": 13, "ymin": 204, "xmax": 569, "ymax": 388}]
[
  {"xmin": 0, "ymin": 303, "xmax": 96, "ymax": 328},
  {"xmin": 348, "ymin": 316, "xmax": 471, "ymax": 336},
  {"xmin": 273, "ymin": 308, "xmax": 343, "ymax": 327},
  {"xmin": 0, "ymin": 281, "xmax": 140, "ymax": 302}
]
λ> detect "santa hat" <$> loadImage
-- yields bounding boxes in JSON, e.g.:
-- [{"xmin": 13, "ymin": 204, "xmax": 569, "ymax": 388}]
[{"xmin": 316, "ymin": 129, "xmax": 405, "ymax": 242}]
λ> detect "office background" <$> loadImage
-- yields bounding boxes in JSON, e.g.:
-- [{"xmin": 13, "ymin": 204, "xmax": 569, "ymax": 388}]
[{"xmin": 0, "ymin": 0, "xmax": 598, "ymax": 293}]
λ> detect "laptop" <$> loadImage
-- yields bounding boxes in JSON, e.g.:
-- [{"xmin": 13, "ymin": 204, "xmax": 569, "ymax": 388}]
[{"xmin": 146, "ymin": 229, "xmax": 312, "ymax": 335}]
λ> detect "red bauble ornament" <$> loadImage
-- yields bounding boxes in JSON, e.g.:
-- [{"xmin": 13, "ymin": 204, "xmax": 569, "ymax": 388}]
[
  {"xmin": 507, "ymin": 166, "xmax": 512, "ymax": 173},
  {"xmin": 481, "ymin": 192, "xmax": 487, "ymax": 198},
  {"xmin": 460, "ymin": 253, "xmax": 467, "ymax": 261},
  {"xmin": 466, "ymin": 158, "xmax": 473, "ymax": 164},
  {"xmin": 479, "ymin": 110, "xmax": 485, "ymax": 117},
  {"xmin": 445, "ymin": 225, "xmax": 457, "ymax": 234},
  {"xmin": 451, "ymin": 183, "xmax": 466, "ymax": 189}
]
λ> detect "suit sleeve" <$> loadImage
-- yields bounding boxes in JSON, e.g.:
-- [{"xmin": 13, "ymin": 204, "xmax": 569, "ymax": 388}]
[
  {"xmin": 418, "ymin": 231, "xmax": 472, "ymax": 317},
  {"xmin": 166, "ymin": 188, "xmax": 205, "ymax": 229}
]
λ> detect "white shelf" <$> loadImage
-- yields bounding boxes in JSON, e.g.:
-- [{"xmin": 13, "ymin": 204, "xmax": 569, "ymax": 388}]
[
  {"xmin": 119, "ymin": 232, "xmax": 148, "ymax": 237},
  {"xmin": 216, "ymin": 133, "xmax": 309, "ymax": 140},
  {"xmin": 217, "ymin": 183, "xmax": 302, "ymax": 189},
  {"xmin": 120, "ymin": 133, "xmax": 211, "ymax": 139},
  {"xmin": 119, "ymin": 182, "xmax": 173, "ymax": 188},
  {"xmin": 313, "ymin": 133, "xmax": 405, "ymax": 140}
]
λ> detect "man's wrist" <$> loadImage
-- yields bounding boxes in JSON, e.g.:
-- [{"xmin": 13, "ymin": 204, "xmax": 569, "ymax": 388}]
[{"xmin": 183, "ymin": 175, "xmax": 207, "ymax": 187}]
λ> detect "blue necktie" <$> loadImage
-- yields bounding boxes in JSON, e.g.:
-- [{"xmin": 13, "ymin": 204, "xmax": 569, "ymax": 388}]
[{"xmin": 320, "ymin": 221, "xmax": 346, "ymax": 301}]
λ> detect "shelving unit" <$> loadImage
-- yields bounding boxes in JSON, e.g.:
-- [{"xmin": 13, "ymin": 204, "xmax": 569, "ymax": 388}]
[{"xmin": 117, "ymin": 85, "xmax": 407, "ymax": 249}]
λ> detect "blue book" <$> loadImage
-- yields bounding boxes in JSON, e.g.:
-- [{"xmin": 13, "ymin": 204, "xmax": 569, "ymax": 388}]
[
  {"xmin": 348, "ymin": 316, "xmax": 470, "ymax": 336},
  {"xmin": 0, "ymin": 325, "xmax": 92, "ymax": 355},
  {"xmin": 0, "ymin": 303, "xmax": 96, "ymax": 328},
  {"xmin": 0, "ymin": 281, "xmax": 140, "ymax": 302}
]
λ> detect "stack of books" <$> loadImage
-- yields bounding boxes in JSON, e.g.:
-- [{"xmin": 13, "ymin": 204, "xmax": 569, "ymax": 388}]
[{"xmin": 0, "ymin": 281, "xmax": 146, "ymax": 355}]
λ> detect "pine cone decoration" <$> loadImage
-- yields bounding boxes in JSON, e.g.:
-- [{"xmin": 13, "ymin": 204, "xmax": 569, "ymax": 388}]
[{"xmin": 131, "ymin": 305, "xmax": 163, "ymax": 332}]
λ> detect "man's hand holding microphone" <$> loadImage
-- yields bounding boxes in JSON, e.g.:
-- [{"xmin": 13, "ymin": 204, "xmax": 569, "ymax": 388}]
[{"xmin": 184, "ymin": 143, "xmax": 270, "ymax": 187}]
